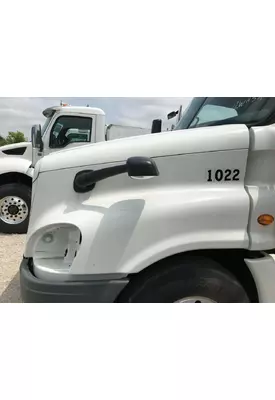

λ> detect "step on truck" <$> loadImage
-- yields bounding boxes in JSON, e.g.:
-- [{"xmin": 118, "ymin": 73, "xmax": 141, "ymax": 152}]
[
  {"xmin": 20, "ymin": 97, "xmax": 275, "ymax": 303},
  {"xmin": 0, "ymin": 103, "xmax": 150, "ymax": 234}
]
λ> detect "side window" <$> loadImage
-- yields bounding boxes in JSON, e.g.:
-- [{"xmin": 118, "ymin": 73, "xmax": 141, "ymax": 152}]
[{"xmin": 49, "ymin": 116, "xmax": 93, "ymax": 148}]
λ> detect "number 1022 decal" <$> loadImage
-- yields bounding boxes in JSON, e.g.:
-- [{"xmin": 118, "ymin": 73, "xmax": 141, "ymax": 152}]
[{"xmin": 207, "ymin": 169, "xmax": 240, "ymax": 182}]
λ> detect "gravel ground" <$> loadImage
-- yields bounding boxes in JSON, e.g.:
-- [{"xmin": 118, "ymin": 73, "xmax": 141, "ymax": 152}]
[{"xmin": 0, "ymin": 234, "xmax": 26, "ymax": 303}]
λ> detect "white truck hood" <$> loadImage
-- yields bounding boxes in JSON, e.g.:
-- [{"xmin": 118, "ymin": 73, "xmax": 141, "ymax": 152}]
[
  {"xmin": 0, "ymin": 142, "xmax": 32, "ymax": 162},
  {"xmin": 39, "ymin": 124, "xmax": 250, "ymax": 173}
]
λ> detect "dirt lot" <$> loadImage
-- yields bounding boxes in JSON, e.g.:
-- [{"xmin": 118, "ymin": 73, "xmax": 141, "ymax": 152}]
[{"xmin": 0, "ymin": 234, "xmax": 25, "ymax": 303}]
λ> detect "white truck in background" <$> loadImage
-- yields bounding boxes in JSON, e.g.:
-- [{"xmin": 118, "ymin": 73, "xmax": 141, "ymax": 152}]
[
  {"xmin": 19, "ymin": 97, "xmax": 275, "ymax": 303},
  {"xmin": 0, "ymin": 104, "xmax": 150, "ymax": 234}
]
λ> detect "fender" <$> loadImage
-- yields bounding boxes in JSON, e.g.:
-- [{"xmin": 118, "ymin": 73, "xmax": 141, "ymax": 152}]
[
  {"xmin": 0, "ymin": 157, "xmax": 32, "ymax": 177},
  {"xmin": 24, "ymin": 183, "xmax": 251, "ymax": 276},
  {"xmin": 77, "ymin": 185, "xmax": 250, "ymax": 275},
  {"xmin": 24, "ymin": 124, "xmax": 251, "ymax": 279},
  {"xmin": 24, "ymin": 150, "xmax": 251, "ymax": 277}
]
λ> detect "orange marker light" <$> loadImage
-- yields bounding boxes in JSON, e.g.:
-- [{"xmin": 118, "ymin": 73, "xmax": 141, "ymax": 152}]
[{"xmin": 257, "ymin": 214, "xmax": 274, "ymax": 226}]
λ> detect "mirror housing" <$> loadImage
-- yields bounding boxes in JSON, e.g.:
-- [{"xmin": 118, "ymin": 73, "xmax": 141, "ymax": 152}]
[
  {"xmin": 167, "ymin": 110, "xmax": 179, "ymax": 120},
  {"xmin": 31, "ymin": 124, "xmax": 43, "ymax": 152},
  {"xmin": 151, "ymin": 119, "xmax": 162, "ymax": 134},
  {"xmin": 126, "ymin": 157, "xmax": 159, "ymax": 179}
]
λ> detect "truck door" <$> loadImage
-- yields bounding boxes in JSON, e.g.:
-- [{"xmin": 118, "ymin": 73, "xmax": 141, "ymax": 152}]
[{"xmin": 43, "ymin": 114, "xmax": 95, "ymax": 158}]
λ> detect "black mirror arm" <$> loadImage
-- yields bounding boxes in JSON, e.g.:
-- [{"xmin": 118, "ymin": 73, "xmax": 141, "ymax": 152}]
[
  {"xmin": 74, "ymin": 164, "xmax": 127, "ymax": 193},
  {"xmin": 74, "ymin": 157, "xmax": 159, "ymax": 194},
  {"xmin": 39, "ymin": 140, "xmax": 44, "ymax": 152}
]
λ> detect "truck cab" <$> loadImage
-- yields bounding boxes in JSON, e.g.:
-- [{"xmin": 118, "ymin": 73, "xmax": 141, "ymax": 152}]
[
  {"xmin": 32, "ymin": 104, "xmax": 106, "ymax": 166},
  {"xmin": 172, "ymin": 97, "xmax": 275, "ymax": 130},
  {"xmin": 19, "ymin": 97, "xmax": 275, "ymax": 303},
  {"xmin": 152, "ymin": 97, "xmax": 275, "ymax": 133}
]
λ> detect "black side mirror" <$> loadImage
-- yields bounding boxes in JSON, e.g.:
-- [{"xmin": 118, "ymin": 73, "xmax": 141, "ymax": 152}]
[
  {"xmin": 126, "ymin": 157, "xmax": 159, "ymax": 178},
  {"xmin": 31, "ymin": 124, "xmax": 43, "ymax": 152},
  {"xmin": 167, "ymin": 110, "xmax": 179, "ymax": 120},
  {"xmin": 151, "ymin": 119, "xmax": 162, "ymax": 133}
]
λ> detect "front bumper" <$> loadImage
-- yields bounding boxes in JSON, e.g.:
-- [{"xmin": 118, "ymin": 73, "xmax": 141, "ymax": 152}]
[{"xmin": 20, "ymin": 258, "xmax": 129, "ymax": 303}]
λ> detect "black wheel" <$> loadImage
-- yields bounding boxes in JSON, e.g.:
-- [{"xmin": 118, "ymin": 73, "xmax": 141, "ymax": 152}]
[
  {"xmin": 0, "ymin": 183, "xmax": 32, "ymax": 234},
  {"xmin": 117, "ymin": 256, "xmax": 250, "ymax": 303}
]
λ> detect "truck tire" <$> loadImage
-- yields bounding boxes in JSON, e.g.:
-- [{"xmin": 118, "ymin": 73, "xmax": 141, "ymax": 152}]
[
  {"xmin": 117, "ymin": 256, "xmax": 250, "ymax": 303},
  {"xmin": 0, "ymin": 183, "xmax": 32, "ymax": 234}
]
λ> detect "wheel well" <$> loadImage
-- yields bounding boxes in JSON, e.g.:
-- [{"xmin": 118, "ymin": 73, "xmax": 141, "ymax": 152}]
[
  {"xmin": 126, "ymin": 249, "xmax": 259, "ymax": 303},
  {"xmin": 0, "ymin": 172, "xmax": 32, "ymax": 188},
  {"xmin": 197, "ymin": 249, "xmax": 259, "ymax": 302}
]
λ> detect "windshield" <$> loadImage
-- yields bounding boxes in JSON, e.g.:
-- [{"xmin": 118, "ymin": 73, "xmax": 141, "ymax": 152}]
[{"xmin": 175, "ymin": 97, "xmax": 275, "ymax": 130}]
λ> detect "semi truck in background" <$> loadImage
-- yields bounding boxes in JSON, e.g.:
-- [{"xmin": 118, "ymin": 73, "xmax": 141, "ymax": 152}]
[
  {"xmin": 0, "ymin": 103, "xmax": 151, "ymax": 234},
  {"xmin": 19, "ymin": 97, "xmax": 275, "ymax": 303}
]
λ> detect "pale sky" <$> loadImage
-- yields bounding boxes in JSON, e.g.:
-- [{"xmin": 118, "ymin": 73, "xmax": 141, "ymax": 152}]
[{"xmin": 0, "ymin": 97, "xmax": 192, "ymax": 139}]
